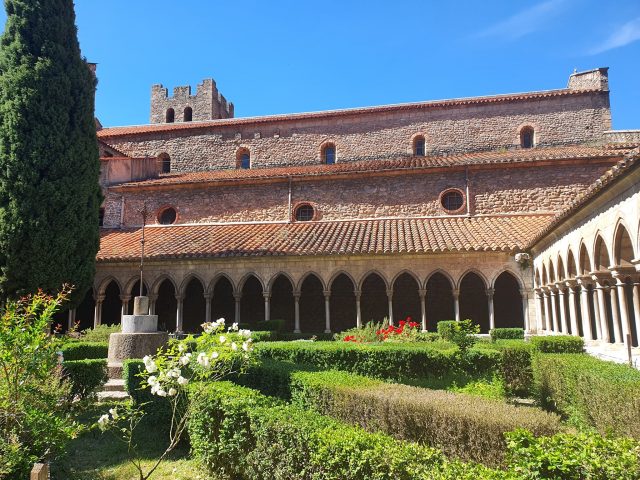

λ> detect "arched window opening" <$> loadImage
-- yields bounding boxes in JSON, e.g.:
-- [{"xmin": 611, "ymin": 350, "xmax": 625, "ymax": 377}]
[
  {"xmin": 158, "ymin": 207, "xmax": 177, "ymax": 225},
  {"xmin": 127, "ymin": 280, "xmax": 148, "ymax": 314},
  {"xmin": 594, "ymin": 235, "xmax": 611, "ymax": 271},
  {"xmin": 493, "ymin": 272, "xmax": 524, "ymax": 329},
  {"xmin": 614, "ymin": 224, "xmax": 635, "ymax": 266},
  {"xmin": 159, "ymin": 153, "xmax": 171, "ymax": 174},
  {"xmin": 413, "ymin": 136, "xmax": 426, "ymax": 156},
  {"xmin": 322, "ymin": 144, "xmax": 336, "ymax": 165},
  {"xmin": 240, "ymin": 276, "xmax": 265, "ymax": 327},
  {"xmin": 426, "ymin": 272, "xmax": 454, "ymax": 331},
  {"xmin": 459, "ymin": 272, "xmax": 489, "ymax": 333},
  {"xmin": 183, "ymin": 106, "xmax": 192, "ymax": 122},
  {"xmin": 330, "ymin": 274, "xmax": 356, "ymax": 333},
  {"xmin": 520, "ymin": 126, "xmax": 534, "ymax": 149},
  {"xmin": 270, "ymin": 275, "xmax": 295, "ymax": 332},
  {"xmin": 579, "ymin": 243, "xmax": 591, "ymax": 275},
  {"xmin": 166, "ymin": 108, "xmax": 175, "ymax": 123},
  {"xmin": 237, "ymin": 149, "xmax": 251, "ymax": 169},
  {"xmin": 360, "ymin": 273, "xmax": 388, "ymax": 325},
  {"xmin": 156, "ymin": 279, "xmax": 177, "ymax": 332},
  {"xmin": 294, "ymin": 204, "xmax": 315, "ymax": 222},
  {"xmin": 183, "ymin": 278, "xmax": 205, "ymax": 333},
  {"xmin": 211, "ymin": 276, "xmax": 235, "ymax": 323},
  {"xmin": 101, "ymin": 281, "xmax": 121, "ymax": 326},
  {"xmin": 392, "ymin": 273, "xmax": 421, "ymax": 326}
]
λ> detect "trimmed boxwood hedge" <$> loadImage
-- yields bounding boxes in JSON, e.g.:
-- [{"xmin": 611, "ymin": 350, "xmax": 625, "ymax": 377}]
[
  {"xmin": 288, "ymin": 369, "xmax": 562, "ymax": 467},
  {"xmin": 490, "ymin": 328, "xmax": 524, "ymax": 341},
  {"xmin": 62, "ymin": 359, "xmax": 107, "ymax": 399},
  {"xmin": 530, "ymin": 335, "xmax": 584, "ymax": 353},
  {"xmin": 534, "ymin": 353, "xmax": 640, "ymax": 437},
  {"xmin": 187, "ymin": 381, "xmax": 514, "ymax": 479},
  {"xmin": 254, "ymin": 341, "xmax": 500, "ymax": 380},
  {"xmin": 60, "ymin": 341, "xmax": 108, "ymax": 360}
]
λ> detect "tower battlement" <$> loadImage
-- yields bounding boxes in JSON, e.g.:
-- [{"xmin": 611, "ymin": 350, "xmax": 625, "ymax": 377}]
[{"xmin": 150, "ymin": 78, "xmax": 234, "ymax": 124}]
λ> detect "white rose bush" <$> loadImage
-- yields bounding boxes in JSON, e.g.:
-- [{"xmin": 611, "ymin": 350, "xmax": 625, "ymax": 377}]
[{"xmin": 96, "ymin": 318, "xmax": 254, "ymax": 480}]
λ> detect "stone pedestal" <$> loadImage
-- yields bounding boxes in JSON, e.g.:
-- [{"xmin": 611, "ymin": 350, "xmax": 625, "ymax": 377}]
[{"xmin": 107, "ymin": 296, "xmax": 168, "ymax": 379}]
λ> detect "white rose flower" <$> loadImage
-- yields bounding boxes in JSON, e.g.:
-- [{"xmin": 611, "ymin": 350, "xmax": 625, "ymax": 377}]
[
  {"xmin": 242, "ymin": 341, "xmax": 250, "ymax": 352},
  {"xmin": 177, "ymin": 376, "xmax": 188, "ymax": 386},
  {"xmin": 239, "ymin": 329, "xmax": 251, "ymax": 338},
  {"xmin": 210, "ymin": 351, "xmax": 219, "ymax": 360},
  {"xmin": 231, "ymin": 322, "xmax": 239, "ymax": 331},
  {"xmin": 197, "ymin": 352, "xmax": 210, "ymax": 368},
  {"xmin": 178, "ymin": 343, "xmax": 186, "ymax": 353},
  {"xmin": 97, "ymin": 414, "xmax": 110, "ymax": 430},
  {"xmin": 168, "ymin": 388, "xmax": 177, "ymax": 397},
  {"xmin": 147, "ymin": 375, "xmax": 158, "ymax": 385},
  {"xmin": 179, "ymin": 353, "xmax": 192, "ymax": 366},
  {"xmin": 108, "ymin": 408, "xmax": 118, "ymax": 420},
  {"xmin": 231, "ymin": 342, "xmax": 238, "ymax": 351},
  {"xmin": 219, "ymin": 335, "xmax": 227, "ymax": 344},
  {"xmin": 156, "ymin": 389, "xmax": 167, "ymax": 397}
]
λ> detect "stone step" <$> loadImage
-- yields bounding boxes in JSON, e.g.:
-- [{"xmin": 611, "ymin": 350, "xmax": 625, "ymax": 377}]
[
  {"xmin": 97, "ymin": 390, "xmax": 130, "ymax": 401},
  {"xmin": 103, "ymin": 379, "xmax": 126, "ymax": 392},
  {"xmin": 108, "ymin": 362, "xmax": 123, "ymax": 379}
]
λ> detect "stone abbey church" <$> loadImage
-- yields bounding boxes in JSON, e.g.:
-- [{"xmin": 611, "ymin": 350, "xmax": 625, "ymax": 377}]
[{"xmin": 73, "ymin": 67, "xmax": 639, "ymax": 348}]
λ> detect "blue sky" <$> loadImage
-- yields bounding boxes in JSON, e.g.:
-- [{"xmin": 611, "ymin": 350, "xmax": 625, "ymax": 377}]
[{"xmin": 2, "ymin": 0, "xmax": 639, "ymax": 129}]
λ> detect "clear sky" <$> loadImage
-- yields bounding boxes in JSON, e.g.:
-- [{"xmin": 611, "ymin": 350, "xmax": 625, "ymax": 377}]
[{"xmin": 2, "ymin": 0, "xmax": 639, "ymax": 129}]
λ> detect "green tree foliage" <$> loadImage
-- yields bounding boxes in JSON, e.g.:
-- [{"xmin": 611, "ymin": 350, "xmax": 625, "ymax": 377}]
[{"xmin": 0, "ymin": 0, "xmax": 101, "ymax": 304}]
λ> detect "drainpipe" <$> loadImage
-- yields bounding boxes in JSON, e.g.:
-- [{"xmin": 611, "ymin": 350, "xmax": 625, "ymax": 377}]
[
  {"xmin": 287, "ymin": 176, "xmax": 293, "ymax": 223},
  {"xmin": 465, "ymin": 167, "xmax": 471, "ymax": 216},
  {"xmin": 120, "ymin": 195, "xmax": 125, "ymax": 228}
]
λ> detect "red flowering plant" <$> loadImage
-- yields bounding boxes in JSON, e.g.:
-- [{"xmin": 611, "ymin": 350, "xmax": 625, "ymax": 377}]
[{"xmin": 376, "ymin": 317, "xmax": 421, "ymax": 342}]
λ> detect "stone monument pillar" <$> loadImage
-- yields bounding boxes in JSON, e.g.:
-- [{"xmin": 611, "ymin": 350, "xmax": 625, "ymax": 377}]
[{"xmin": 107, "ymin": 296, "xmax": 168, "ymax": 378}]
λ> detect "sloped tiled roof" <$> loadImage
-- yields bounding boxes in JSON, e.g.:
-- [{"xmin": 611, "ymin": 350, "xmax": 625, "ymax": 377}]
[
  {"xmin": 111, "ymin": 145, "xmax": 627, "ymax": 190},
  {"xmin": 97, "ymin": 88, "xmax": 602, "ymax": 138},
  {"xmin": 527, "ymin": 147, "xmax": 640, "ymax": 248},
  {"xmin": 97, "ymin": 215, "xmax": 554, "ymax": 262}
]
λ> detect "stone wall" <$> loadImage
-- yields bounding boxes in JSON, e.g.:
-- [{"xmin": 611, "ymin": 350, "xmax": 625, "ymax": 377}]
[
  {"xmin": 103, "ymin": 161, "xmax": 614, "ymax": 228},
  {"xmin": 106, "ymin": 90, "xmax": 611, "ymax": 173}
]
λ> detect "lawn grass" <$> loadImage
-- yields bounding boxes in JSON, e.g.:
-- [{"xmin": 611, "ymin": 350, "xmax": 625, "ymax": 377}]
[
  {"xmin": 402, "ymin": 372, "xmax": 506, "ymax": 400},
  {"xmin": 50, "ymin": 401, "xmax": 209, "ymax": 480}
]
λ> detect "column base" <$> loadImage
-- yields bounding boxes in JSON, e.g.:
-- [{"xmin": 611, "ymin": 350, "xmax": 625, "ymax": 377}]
[
  {"xmin": 294, "ymin": 329, "xmax": 301, "ymax": 334},
  {"xmin": 324, "ymin": 329, "xmax": 332, "ymax": 334}
]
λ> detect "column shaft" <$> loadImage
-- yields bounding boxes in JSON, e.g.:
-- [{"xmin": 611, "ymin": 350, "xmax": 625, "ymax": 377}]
[
  {"xmin": 386, "ymin": 289, "xmax": 394, "ymax": 325},
  {"xmin": 355, "ymin": 291, "xmax": 362, "ymax": 328},
  {"xmin": 324, "ymin": 291, "xmax": 331, "ymax": 333},
  {"xmin": 595, "ymin": 284, "xmax": 609, "ymax": 342},
  {"xmin": 614, "ymin": 277, "xmax": 631, "ymax": 347},
  {"xmin": 176, "ymin": 297, "xmax": 184, "ymax": 333},
  {"xmin": 453, "ymin": 289, "xmax": 460, "ymax": 322},
  {"xmin": 263, "ymin": 294, "xmax": 271, "ymax": 322},
  {"xmin": 204, "ymin": 294, "xmax": 212, "ymax": 324},
  {"xmin": 487, "ymin": 288, "xmax": 495, "ymax": 331},
  {"xmin": 567, "ymin": 284, "xmax": 579, "ymax": 336},
  {"xmin": 632, "ymin": 282, "xmax": 640, "ymax": 346},
  {"xmin": 550, "ymin": 289, "xmax": 559, "ymax": 332},
  {"xmin": 557, "ymin": 286, "xmax": 568, "ymax": 334},
  {"xmin": 294, "ymin": 293, "xmax": 301, "ymax": 333},
  {"xmin": 610, "ymin": 286, "xmax": 622, "ymax": 343},
  {"xmin": 578, "ymin": 282, "xmax": 593, "ymax": 341},
  {"xmin": 419, "ymin": 289, "xmax": 427, "ymax": 332},
  {"xmin": 521, "ymin": 290, "xmax": 530, "ymax": 332},
  {"xmin": 543, "ymin": 290, "xmax": 552, "ymax": 332}
]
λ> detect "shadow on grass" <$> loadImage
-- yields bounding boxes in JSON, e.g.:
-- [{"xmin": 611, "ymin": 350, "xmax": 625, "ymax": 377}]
[{"xmin": 50, "ymin": 401, "xmax": 201, "ymax": 480}]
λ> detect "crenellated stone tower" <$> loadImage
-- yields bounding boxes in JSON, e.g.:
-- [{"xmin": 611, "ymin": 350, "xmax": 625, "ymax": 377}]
[{"xmin": 150, "ymin": 78, "xmax": 234, "ymax": 124}]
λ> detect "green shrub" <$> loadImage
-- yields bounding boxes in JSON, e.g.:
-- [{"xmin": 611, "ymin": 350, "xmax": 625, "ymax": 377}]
[
  {"xmin": 188, "ymin": 381, "xmax": 514, "ymax": 479},
  {"xmin": 254, "ymin": 319, "xmax": 285, "ymax": 331},
  {"xmin": 437, "ymin": 319, "xmax": 479, "ymax": 352},
  {"xmin": 534, "ymin": 353, "xmax": 640, "ymax": 437},
  {"xmin": 60, "ymin": 341, "xmax": 108, "ymax": 360},
  {"xmin": 232, "ymin": 359, "xmax": 311, "ymax": 399},
  {"xmin": 276, "ymin": 332, "xmax": 334, "ymax": 341},
  {"xmin": 79, "ymin": 324, "xmax": 120, "ymax": 342},
  {"xmin": 123, "ymin": 359, "xmax": 172, "ymax": 421},
  {"xmin": 506, "ymin": 429, "xmax": 640, "ymax": 479},
  {"xmin": 530, "ymin": 335, "xmax": 584, "ymax": 353},
  {"xmin": 498, "ymin": 342, "xmax": 534, "ymax": 397},
  {"xmin": 62, "ymin": 359, "xmax": 107, "ymax": 399},
  {"xmin": 490, "ymin": 328, "xmax": 524, "ymax": 341},
  {"xmin": 289, "ymin": 369, "xmax": 562, "ymax": 467},
  {"xmin": 250, "ymin": 330, "xmax": 278, "ymax": 342}
]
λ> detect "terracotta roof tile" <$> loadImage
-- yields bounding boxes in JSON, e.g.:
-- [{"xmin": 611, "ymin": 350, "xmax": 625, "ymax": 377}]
[
  {"xmin": 97, "ymin": 88, "xmax": 602, "ymax": 138},
  {"xmin": 97, "ymin": 215, "xmax": 554, "ymax": 262},
  {"xmin": 110, "ymin": 145, "xmax": 626, "ymax": 190}
]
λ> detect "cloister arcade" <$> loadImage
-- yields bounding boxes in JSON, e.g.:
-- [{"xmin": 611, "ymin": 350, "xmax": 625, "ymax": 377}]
[
  {"xmin": 533, "ymin": 219, "xmax": 640, "ymax": 347},
  {"xmin": 77, "ymin": 265, "xmax": 528, "ymax": 334}
]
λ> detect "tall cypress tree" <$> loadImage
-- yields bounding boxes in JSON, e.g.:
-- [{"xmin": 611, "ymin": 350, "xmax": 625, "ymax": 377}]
[{"xmin": 0, "ymin": 0, "xmax": 101, "ymax": 304}]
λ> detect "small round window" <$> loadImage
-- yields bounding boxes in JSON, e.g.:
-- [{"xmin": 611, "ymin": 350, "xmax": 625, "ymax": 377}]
[
  {"xmin": 294, "ymin": 204, "xmax": 315, "ymax": 222},
  {"xmin": 158, "ymin": 207, "xmax": 177, "ymax": 225},
  {"xmin": 440, "ymin": 190, "xmax": 464, "ymax": 213}
]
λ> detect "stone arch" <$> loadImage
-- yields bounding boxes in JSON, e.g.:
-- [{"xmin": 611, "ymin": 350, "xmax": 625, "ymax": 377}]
[
  {"xmin": 239, "ymin": 273, "xmax": 265, "ymax": 327},
  {"xmin": 578, "ymin": 242, "xmax": 591, "ymax": 275},
  {"xmin": 210, "ymin": 274, "xmax": 235, "ymax": 325},
  {"xmin": 158, "ymin": 152, "xmax": 171, "ymax": 174},
  {"xmin": 613, "ymin": 219, "xmax": 636, "ymax": 266},
  {"xmin": 183, "ymin": 106, "xmax": 192, "ymax": 122},
  {"xmin": 298, "ymin": 271, "xmax": 327, "ymax": 293},
  {"xmin": 411, "ymin": 133, "xmax": 426, "ymax": 156},
  {"xmin": 459, "ymin": 271, "xmax": 489, "ymax": 333},
  {"xmin": 425, "ymin": 270, "xmax": 455, "ymax": 331},
  {"xmin": 101, "ymin": 279, "xmax": 121, "ymax": 326},
  {"xmin": 360, "ymin": 271, "xmax": 389, "ymax": 325},
  {"xmin": 125, "ymin": 277, "xmax": 149, "ymax": 314},
  {"xmin": 456, "ymin": 268, "xmax": 488, "ymax": 291},
  {"xmin": 557, "ymin": 254, "xmax": 566, "ymax": 282},
  {"xmin": 165, "ymin": 108, "xmax": 174, "ymax": 123},
  {"xmin": 493, "ymin": 271, "xmax": 524, "ymax": 328},
  {"xmin": 236, "ymin": 147, "xmax": 251, "ymax": 169},
  {"xmin": 182, "ymin": 275, "xmax": 206, "ymax": 333},
  {"xmin": 328, "ymin": 270, "xmax": 358, "ymax": 291},
  {"xmin": 490, "ymin": 268, "xmax": 524, "ymax": 290},
  {"xmin": 299, "ymin": 272, "xmax": 325, "ymax": 332},
  {"xmin": 268, "ymin": 271, "xmax": 296, "ymax": 293},
  {"xmin": 269, "ymin": 273, "xmax": 295, "ymax": 331},
  {"xmin": 97, "ymin": 275, "xmax": 123, "ymax": 296},
  {"xmin": 593, "ymin": 233, "xmax": 612, "ymax": 271},
  {"xmin": 320, "ymin": 140, "xmax": 336, "ymax": 165},
  {"xmin": 179, "ymin": 273, "xmax": 208, "ymax": 297},
  {"xmin": 534, "ymin": 267, "xmax": 542, "ymax": 288},
  {"xmin": 548, "ymin": 260, "xmax": 557, "ymax": 284},
  {"xmin": 154, "ymin": 277, "xmax": 177, "ymax": 332},
  {"xmin": 392, "ymin": 271, "xmax": 421, "ymax": 325},
  {"xmin": 358, "ymin": 270, "xmax": 389, "ymax": 291},
  {"xmin": 541, "ymin": 263, "xmax": 548, "ymax": 285},
  {"xmin": 566, "ymin": 248, "xmax": 578, "ymax": 278},
  {"xmin": 329, "ymin": 272, "xmax": 357, "ymax": 332}
]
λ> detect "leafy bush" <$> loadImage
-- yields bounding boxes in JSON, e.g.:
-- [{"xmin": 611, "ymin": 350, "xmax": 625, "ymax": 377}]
[
  {"xmin": 534, "ymin": 353, "xmax": 640, "ymax": 437},
  {"xmin": 335, "ymin": 319, "xmax": 386, "ymax": 343},
  {"xmin": 188, "ymin": 381, "xmax": 514, "ymax": 479},
  {"xmin": 506, "ymin": 429, "xmax": 640, "ymax": 479},
  {"xmin": 289, "ymin": 369, "xmax": 562, "ymax": 467},
  {"xmin": 490, "ymin": 328, "xmax": 524, "ymax": 341},
  {"xmin": 497, "ymin": 342, "xmax": 534, "ymax": 397},
  {"xmin": 437, "ymin": 319, "xmax": 479, "ymax": 352},
  {"xmin": 254, "ymin": 319, "xmax": 285, "ymax": 331},
  {"xmin": 276, "ymin": 332, "xmax": 334, "ymax": 341},
  {"xmin": 530, "ymin": 335, "xmax": 584, "ymax": 353},
  {"xmin": 62, "ymin": 359, "xmax": 107, "ymax": 399},
  {"xmin": 79, "ymin": 324, "xmax": 120, "ymax": 342},
  {"xmin": 60, "ymin": 341, "xmax": 108, "ymax": 360},
  {"xmin": 231, "ymin": 359, "xmax": 310, "ymax": 399},
  {"xmin": 250, "ymin": 330, "xmax": 278, "ymax": 342}
]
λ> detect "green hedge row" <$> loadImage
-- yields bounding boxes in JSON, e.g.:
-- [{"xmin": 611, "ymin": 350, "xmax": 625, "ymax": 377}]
[
  {"xmin": 490, "ymin": 328, "xmax": 524, "ymax": 341},
  {"xmin": 286, "ymin": 368, "xmax": 561, "ymax": 467},
  {"xmin": 123, "ymin": 359, "xmax": 173, "ymax": 421},
  {"xmin": 62, "ymin": 359, "xmax": 107, "ymax": 399},
  {"xmin": 254, "ymin": 341, "xmax": 500, "ymax": 380},
  {"xmin": 188, "ymin": 381, "xmax": 513, "ymax": 479},
  {"xmin": 530, "ymin": 335, "xmax": 584, "ymax": 353},
  {"xmin": 535, "ymin": 353, "xmax": 640, "ymax": 438},
  {"xmin": 60, "ymin": 341, "xmax": 108, "ymax": 360}
]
